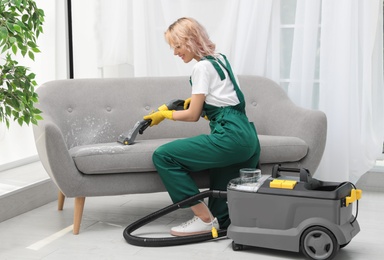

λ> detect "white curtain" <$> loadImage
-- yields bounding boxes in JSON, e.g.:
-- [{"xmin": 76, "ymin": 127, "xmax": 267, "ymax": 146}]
[
  {"xmin": 95, "ymin": 0, "xmax": 384, "ymax": 183},
  {"xmin": 316, "ymin": 0, "xmax": 384, "ymax": 182},
  {"xmin": 288, "ymin": 0, "xmax": 321, "ymax": 109},
  {"xmin": 287, "ymin": 0, "xmax": 384, "ymax": 182},
  {"xmin": 96, "ymin": 0, "xmax": 280, "ymax": 79},
  {"xmin": 231, "ymin": 0, "xmax": 280, "ymax": 82}
]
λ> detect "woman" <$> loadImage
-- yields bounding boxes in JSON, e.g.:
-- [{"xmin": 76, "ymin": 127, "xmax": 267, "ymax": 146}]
[{"xmin": 143, "ymin": 17, "xmax": 260, "ymax": 236}]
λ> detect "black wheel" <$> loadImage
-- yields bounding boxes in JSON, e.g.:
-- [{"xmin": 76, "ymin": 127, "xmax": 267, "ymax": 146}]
[
  {"xmin": 232, "ymin": 241, "xmax": 244, "ymax": 251},
  {"xmin": 300, "ymin": 226, "xmax": 339, "ymax": 260}
]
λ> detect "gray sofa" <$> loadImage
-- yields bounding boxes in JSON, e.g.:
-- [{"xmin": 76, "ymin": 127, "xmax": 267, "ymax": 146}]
[{"xmin": 33, "ymin": 75, "xmax": 327, "ymax": 234}]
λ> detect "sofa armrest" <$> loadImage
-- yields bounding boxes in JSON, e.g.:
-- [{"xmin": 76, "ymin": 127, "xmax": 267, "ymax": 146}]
[
  {"xmin": 240, "ymin": 75, "xmax": 327, "ymax": 174},
  {"xmin": 259, "ymin": 101, "xmax": 327, "ymax": 174},
  {"xmin": 33, "ymin": 118, "xmax": 85, "ymax": 197}
]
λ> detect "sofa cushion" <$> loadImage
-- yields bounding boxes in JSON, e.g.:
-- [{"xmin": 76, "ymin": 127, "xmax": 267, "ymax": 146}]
[
  {"xmin": 69, "ymin": 135, "xmax": 308, "ymax": 175},
  {"xmin": 259, "ymin": 135, "xmax": 308, "ymax": 163},
  {"xmin": 69, "ymin": 138, "xmax": 175, "ymax": 174}
]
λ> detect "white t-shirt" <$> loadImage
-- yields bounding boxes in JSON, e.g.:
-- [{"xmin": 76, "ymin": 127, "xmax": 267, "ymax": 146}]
[{"xmin": 190, "ymin": 56, "xmax": 240, "ymax": 107}]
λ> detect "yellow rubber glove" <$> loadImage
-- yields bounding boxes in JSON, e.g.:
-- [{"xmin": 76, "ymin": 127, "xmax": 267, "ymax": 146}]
[
  {"xmin": 157, "ymin": 104, "xmax": 169, "ymax": 111},
  {"xmin": 184, "ymin": 97, "xmax": 192, "ymax": 110},
  {"xmin": 143, "ymin": 110, "xmax": 174, "ymax": 126}
]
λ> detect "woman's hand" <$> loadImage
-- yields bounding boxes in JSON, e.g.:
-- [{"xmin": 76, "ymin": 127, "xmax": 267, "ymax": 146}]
[
  {"xmin": 172, "ymin": 94, "xmax": 205, "ymax": 122},
  {"xmin": 143, "ymin": 110, "xmax": 174, "ymax": 126}
]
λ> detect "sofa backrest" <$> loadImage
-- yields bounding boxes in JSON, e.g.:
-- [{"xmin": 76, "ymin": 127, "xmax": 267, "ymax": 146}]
[
  {"xmin": 239, "ymin": 75, "xmax": 295, "ymax": 135},
  {"xmin": 36, "ymin": 77, "xmax": 210, "ymax": 149},
  {"xmin": 36, "ymin": 75, "xmax": 321, "ymax": 150}
]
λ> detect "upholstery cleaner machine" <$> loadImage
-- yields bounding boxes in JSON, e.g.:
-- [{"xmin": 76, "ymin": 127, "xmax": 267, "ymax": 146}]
[
  {"xmin": 123, "ymin": 165, "xmax": 361, "ymax": 260},
  {"xmin": 119, "ymin": 100, "xmax": 362, "ymax": 260}
]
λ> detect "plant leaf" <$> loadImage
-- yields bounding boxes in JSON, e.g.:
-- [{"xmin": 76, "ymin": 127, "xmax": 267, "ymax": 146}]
[
  {"xmin": 13, "ymin": 24, "xmax": 22, "ymax": 33},
  {"xmin": 27, "ymin": 41, "xmax": 37, "ymax": 48},
  {"xmin": 12, "ymin": 44, "xmax": 17, "ymax": 55},
  {"xmin": 28, "ymin": 51, "xmax": 35, "ymax": 60},
  {"xmin": 0, "ymin": 27, "xmax": 8, "ymax": 40},
  {"xmin": 31, "ymin": 47, "xmax": 40, "ymax": 53},
  {"xmin": 34, "ymin": 115, "xmax": 43, "ymax": 120},
  {"xmin": 17, "ymin": 117, "xmax": 24, "ymax": 126},
  {"xmin": 22, "ymin": 14, "xmax": 29, "ymax": 23}
]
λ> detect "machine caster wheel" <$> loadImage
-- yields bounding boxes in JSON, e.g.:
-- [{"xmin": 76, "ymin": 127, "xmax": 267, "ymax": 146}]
[
  {"xmin": 340, "ymin": 241, "xmax": 350, "ymax": 249},
  {"xmin": 232, "ymin": 241, "xmax": 244, "ymax": 251},
  {"xmin": 300, "ymin": 226, "xmax": 339, "ymax": 260}
]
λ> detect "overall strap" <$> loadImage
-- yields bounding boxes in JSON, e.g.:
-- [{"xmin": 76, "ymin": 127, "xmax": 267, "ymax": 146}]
[
  {"xmin": 202, "ymin": 56, "xmax": 226, "ymax": 80},
  {"xmin": 189, "ymin": 56, "xmax": 225, "ymax": 85},
  {"xmin": 205, "ymin": 54, "xmax": 245, "ymax": 103}
]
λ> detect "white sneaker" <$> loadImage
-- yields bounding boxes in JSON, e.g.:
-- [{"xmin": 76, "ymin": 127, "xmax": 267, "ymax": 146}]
[{"xmin": 170, "ymin": 216, "xmax": 220, "ymax": 236}]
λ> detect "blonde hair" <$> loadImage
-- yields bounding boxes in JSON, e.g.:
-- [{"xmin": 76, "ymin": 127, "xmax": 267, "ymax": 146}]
[{"xmin": 165, "ymin": 17, "xmax": 216, "ymax": 58}]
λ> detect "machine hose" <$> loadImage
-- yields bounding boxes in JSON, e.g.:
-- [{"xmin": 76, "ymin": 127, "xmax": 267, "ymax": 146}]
[{"xmin": 123, "ymin": 190, "xmax": 228, "ymax": 247}]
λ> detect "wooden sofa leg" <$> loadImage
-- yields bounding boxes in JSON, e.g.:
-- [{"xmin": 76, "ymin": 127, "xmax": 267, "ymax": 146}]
[
  {"xmin": 58, "ymin": 191, "xmax": 65, "ymax": 211},
  {"xmin": 73, "ymin": 197, "xmax": 86, "ymax": 235}
]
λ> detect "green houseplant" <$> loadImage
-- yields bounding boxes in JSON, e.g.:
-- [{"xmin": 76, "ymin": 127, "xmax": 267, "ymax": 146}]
[{"xmin": 0, "ymin": 0, "xmax": 44, "ymax": 128}]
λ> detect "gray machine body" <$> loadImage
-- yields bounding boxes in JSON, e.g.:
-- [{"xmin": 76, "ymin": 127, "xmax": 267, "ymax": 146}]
[{"xmin": 227, "ymin": 176, "xmax": 360, "ymax": 253}]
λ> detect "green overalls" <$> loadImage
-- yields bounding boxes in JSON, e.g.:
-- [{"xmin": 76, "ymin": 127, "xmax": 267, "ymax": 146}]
[{"xmin": 152, "ymin": 54, "xmax": 260, "ymax": 228}]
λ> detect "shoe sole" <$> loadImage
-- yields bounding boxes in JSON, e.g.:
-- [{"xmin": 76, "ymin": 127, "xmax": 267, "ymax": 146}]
[{"xmin": 170, "ymin": 229, "xmax": 214, "ymax": 237}]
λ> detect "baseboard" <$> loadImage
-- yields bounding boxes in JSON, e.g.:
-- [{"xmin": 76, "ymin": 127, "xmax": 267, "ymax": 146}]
[
  {"xmin": 0, "ymin": 178, "xmax": 57, "ymax": 223},
  {"xmin": 0, "ymin": 155, "xmax": 39, "ymax": 172}
]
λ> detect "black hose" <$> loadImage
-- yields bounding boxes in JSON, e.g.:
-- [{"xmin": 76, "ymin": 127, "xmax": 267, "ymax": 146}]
[{"xmin": 123, "ymin": 190, "xmax": 228, "ymax": 247}]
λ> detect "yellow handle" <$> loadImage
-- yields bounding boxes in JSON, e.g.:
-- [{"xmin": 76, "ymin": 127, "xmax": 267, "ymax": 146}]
[
  {"xmin": 345, "ymin": 189, "xmax": 362, "ymax": 207},
  {"xmin": 211, "ymin": 227, "xmax": 218, "ymax": 238}
]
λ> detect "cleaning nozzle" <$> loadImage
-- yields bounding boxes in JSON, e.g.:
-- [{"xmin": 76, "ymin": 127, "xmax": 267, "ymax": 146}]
[
  {"xmin": 117, "ymin": 99, "xmax": 186, "ymax": 145},
  {"xmin": 117, "ymin": 120, "xmax": 151, "ymax": 145}
]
